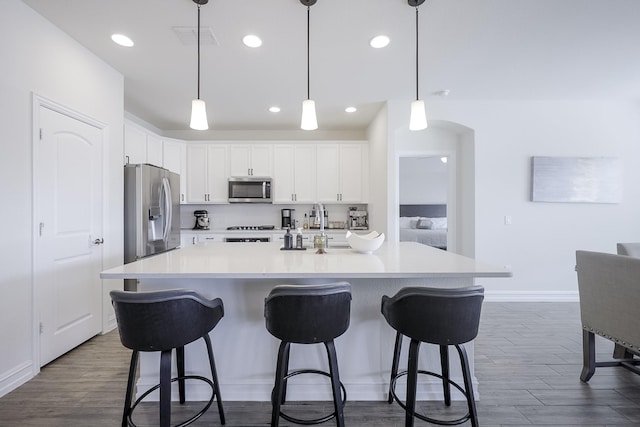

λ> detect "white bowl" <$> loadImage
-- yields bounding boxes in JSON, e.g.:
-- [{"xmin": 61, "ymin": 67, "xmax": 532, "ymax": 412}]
[{"xmin": 346, "ymin": 231, "xmax": 385, "ymax": 254}]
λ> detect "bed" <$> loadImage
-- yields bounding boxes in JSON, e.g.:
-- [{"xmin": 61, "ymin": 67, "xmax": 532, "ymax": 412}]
[{"xmin": 399, "ymin": 204, "xmax": 447, "ymax": 250}]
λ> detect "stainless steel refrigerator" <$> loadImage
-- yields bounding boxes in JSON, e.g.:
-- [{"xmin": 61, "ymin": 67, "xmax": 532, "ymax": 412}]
[{"xmin": 124, "ymin": 164, "xmax": 180, "ymax": 289}]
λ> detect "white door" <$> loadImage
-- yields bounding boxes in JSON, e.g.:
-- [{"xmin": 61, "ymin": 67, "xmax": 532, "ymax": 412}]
[{"xmin": 35, "ymin": 105, "xmax": 103, "ymax": 366}]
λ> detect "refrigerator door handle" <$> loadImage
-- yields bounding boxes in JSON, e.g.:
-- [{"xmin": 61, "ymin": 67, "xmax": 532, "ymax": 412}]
[{"xmin": 161, "ymin": 177, "xmax": 172, "ymax": 242}]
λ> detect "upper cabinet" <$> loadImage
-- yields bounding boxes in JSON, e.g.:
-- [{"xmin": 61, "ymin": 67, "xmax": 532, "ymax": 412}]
[
  {"xmin": 316, "ymin": 143, "xmax": 368, "ymax": 203},
  {"xmin": 186, "ymin": 144, "xmax": 228, "ymax": 204},
  {"xmin": 162, "ymin": 139, "xmax": 187, "ymax": 204},
  {"xmin": 229, "ymin": 144, "xmax": 272, "ymax": 177},
  {"xmin": 123, "ymin": 121, "xmax": 163, "ymax": 167},
  {"xmin": 273, "ymin": 144, "xmax": 316, "ymax": 204},
  {"xmin": 123, "ymin": 123, "xmax": 368, "ymax": 205}
]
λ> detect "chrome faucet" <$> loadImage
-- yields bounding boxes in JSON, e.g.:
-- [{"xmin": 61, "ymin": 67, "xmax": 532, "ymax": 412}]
[{"xmin": 313, "ymin": 202, "xmax": 327, "ymax": 253}]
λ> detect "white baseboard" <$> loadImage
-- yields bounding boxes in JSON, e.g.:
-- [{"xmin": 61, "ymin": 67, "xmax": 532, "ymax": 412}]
[
  {"xmin": 0, "ymin": 361, "xmax": 34, "ymax": 398},
  {"xmin": 484, "ymin": 291, "xmax": 579, "ymax": 302}
]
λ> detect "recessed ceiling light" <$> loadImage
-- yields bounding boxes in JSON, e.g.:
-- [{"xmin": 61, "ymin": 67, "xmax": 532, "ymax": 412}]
[
  {"xmin": 269, "ymin": 106, "xmax": 281, "ymax": 113},
  {"xmin": 369, "ymin": 35, "xmax": 390, "ymax": 49},
  {"xmin": 242, "ymin": 34, "xmax": 262, "ymax": 48},
  {"xmin": 345, "ymin": 107, "xmax": 357, "ymax": 113},
  {"xmin": 111, "ymin": 34, "xmax": 134, "ymax": 47}
]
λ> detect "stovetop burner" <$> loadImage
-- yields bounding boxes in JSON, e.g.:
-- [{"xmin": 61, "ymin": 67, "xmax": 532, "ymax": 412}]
[{"xmin": 226, "ymin": 225, "xmax": 275, "ymax": 231}]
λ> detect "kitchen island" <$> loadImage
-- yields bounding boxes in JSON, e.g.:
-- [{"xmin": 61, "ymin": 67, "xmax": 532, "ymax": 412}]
[{"xmin": 101, "ymin": 241, "xmax": 510, "ymax": 402}]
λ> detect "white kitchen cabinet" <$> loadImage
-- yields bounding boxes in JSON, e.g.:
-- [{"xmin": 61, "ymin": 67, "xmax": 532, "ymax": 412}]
[
  {"xmin": 124, "ymin": 121, "xmax": 163, "ymax": 167},
  {"xmin": 316, "ymin": 143, "xmax": 367, "ymax": 203},
  {"xmin": 162, "ymin": 139, "xmax": 187, "ymax": 204},
  {"xmin": 273, "ymin": 144, "xmax": 316, "ymax": 204},
  {"xmin": 181, "ymin": 232, "xmax": 200, "ymax": 246},
  {"xmin": 146, "ymin": 133, "xmax": 163, "ymax": 168},
  {"xmin": 123, "ymin": 122, "xmax": 147, "ymax": 165},
  {"xmin": 186, "ymin": 144, "xmax": 228, "ymax": 203},
  {"xmin": 229, "ymin": 144, "xmax": 272, "ymax": 177}
]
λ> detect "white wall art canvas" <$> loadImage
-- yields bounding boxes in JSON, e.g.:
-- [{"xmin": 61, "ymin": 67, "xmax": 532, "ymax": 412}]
[{"xmin": 531, "ymin": 156, "xmax": 622, "ymax": 203}]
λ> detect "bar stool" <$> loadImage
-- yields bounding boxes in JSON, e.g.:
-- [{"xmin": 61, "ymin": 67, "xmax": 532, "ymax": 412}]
[
  {"xmin": 264, "ymin": 282, "xmax": 352, "ymax": 427},
  {"xmin": 110, "ymin": 289, "xmax": 226, "ymax": 427},
  {"xmin": 381, "ymin": 286, "xmax": 484, "ymax": 427}
]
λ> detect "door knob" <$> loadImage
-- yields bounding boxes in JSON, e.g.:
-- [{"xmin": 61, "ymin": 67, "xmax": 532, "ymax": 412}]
[{"xmin": 93, "ymin": 238, "xmax": 104, "ymax": 245}]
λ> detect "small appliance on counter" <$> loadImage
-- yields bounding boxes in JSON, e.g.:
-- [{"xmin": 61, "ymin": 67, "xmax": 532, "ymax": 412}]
[
  {"xmin": 348, "ymin": 208, "xmax": 368, "ymax": 230},
  {"xmin": 281, "ymin": 208, "xmax": 295, "ymax": 229},
  {"xmin": 193, "ymin": 210, "xmax": 210, "ymax": 230}
]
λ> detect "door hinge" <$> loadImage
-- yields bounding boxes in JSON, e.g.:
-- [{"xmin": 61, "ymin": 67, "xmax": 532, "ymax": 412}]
[
  {"xmin": 39, "ymin": 222, "xmax": 44, "ymax": 237},
  {"xmin": 39, "ymin": 128, "xmax": 43, "ymax": 140},
  {"xmin": 39, "ymin": 322, "xmax": 44, "ymax": 335}
]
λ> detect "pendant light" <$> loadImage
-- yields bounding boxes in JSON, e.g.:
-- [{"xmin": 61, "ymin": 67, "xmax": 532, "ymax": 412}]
[
  {"xmin": 409, "ymin": 0, "xmax": 428, "ymax": 131},
  {"xmin": 300, "ymin": 0, "xmax": 318, "ymax": 130},
  {"xmin": 190, "ymin": 0, "xmax": 209, "ymax": 130}
]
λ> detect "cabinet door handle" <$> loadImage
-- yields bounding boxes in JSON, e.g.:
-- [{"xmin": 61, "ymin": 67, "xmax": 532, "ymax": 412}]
[
  {"xmin": 181, "ymin": 194, "xmax": 184, "ymax": 202},
  {"xmin": 125, "ymin": 155, "xmax": 130, "ymax": 165},
  {"xmin": 192, "ymin": 237, "xmax": 197, "ymax": 245}
]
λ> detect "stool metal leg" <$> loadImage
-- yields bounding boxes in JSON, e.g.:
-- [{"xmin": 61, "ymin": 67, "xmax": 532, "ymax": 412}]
[
  {"xmin": 271, "ymin": 341, "xmax": 291, "ymax": 427},
  {"xmin": 176, "ymin": 346, "xmax": 186, "ymax": 404},
  {"xmin": 405, "ymin": 339, "xmax": 421, "ymax": 427},
  {"xmin": 203, "ymin": 333, "xmax": 226, "ymax": 425},
  {"xmin": 325, "ymin": 340, "xmax": 345, "ymax": 427},
  {"xmin": 122, "ymin": 350, "xmax": 139, "ymax": 427},
  {"xmin": 456, "ymin": 344, "xmax": 478, "ymax": 427},
  {"xmin": 159, "ymin": 349, "xmax": 172, "ymax": 427},
  {"xmin": 280, "ymin": 342, "xmax": 291, "ymax": 404},
  {"xmin": 388, "ymin": 332, "xmax": 403, "ymax": 403},
  {"xmin": 439, "ymin": 345, "xmax": 451, "ymax": 406}
]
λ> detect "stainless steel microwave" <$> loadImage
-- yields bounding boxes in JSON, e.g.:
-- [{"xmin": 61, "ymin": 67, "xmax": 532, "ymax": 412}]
[{"xmin": 228, "ymin": 177, "xmax": 272, "ymax": 203}]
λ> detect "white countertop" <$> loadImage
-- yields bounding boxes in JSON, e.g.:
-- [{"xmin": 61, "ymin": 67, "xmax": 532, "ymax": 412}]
[{"xmin": 101, "ymin": 241, "xmax": 511, "ymax": 280}]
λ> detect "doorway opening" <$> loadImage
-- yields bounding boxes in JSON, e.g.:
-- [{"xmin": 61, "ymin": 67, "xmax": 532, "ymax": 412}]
[{"xmin": 394, "ymin": 120, "xmax": 475, "ymax": 257}]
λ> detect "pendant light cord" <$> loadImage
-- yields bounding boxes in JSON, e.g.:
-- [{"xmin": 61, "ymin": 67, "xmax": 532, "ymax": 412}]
[
  {"xmin": 415, "ymin": 6, "xmax": 419, "ymax": 101},
  {"xmin": 306, "ymin": 6, "xmax": 310, "ymax": 100},
  {"xmin": 197, "ymin": 4, "xmax": 201, "ymax": 100}
]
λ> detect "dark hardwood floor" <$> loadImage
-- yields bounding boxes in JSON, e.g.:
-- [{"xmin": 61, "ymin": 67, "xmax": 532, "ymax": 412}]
[{"xmin": 2, "ymin": 302, "xmax": 640, "ymax": 426}]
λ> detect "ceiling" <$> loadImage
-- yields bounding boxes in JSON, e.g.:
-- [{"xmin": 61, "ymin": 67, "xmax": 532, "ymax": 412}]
[{"xmin": 21, "ymin": 0, "xmax": 640, "ymax": 132}]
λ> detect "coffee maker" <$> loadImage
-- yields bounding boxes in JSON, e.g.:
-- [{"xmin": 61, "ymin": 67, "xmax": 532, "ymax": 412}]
[
  {"xmin": 348, "ymin": 209, "xmax": 368, "ymax": 230},
  {"xmin": 281, "ymin": 208, "xmax": 295, "ymax": 229},
  {"xmin": 193, "ymin": 210, "xmax": 210, "ymax": 230}
]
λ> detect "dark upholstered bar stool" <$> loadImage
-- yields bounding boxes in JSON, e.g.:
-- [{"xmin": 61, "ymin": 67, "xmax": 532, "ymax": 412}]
[
  {"xmin": 110, "ymin": 289, "xmax": 226, "ymax": 427},
  {"xmin": 264, "ymin": 282, "xmax": 352, "ymax": 427},
  {"xmin": 381, "ymin": 286, "xmax": 484, "ymax": 427}
]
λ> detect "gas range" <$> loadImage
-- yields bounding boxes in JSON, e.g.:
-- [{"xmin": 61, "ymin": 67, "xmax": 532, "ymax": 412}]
[{"xmin": 226, "ymin": 225, "xmax": 276, "ymax": 231}]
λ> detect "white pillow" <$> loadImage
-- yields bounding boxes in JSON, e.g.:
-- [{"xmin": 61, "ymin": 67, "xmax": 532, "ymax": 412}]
[
  {"xmin": 399, "ymin": 216, "xmax": 421, "ymax": 229},
  {"xmin": 429, "ymin": 217, "xmax": 447, "ymax": 229},
  {"xmin": 399, "ymin": 217, "xmax": 412, "ymax": 229}
]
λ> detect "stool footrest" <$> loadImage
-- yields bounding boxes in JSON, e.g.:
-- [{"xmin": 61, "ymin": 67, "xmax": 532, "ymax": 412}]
[
  {"xmin": 276, "ymin": 369, "xmax": 347, "ymax": 426},
  {"xmin": 390, "ymin": 370, "xmax": 471, "ymax": 426},
  {"xmin": 127, "ymin": 375, "xmax": 216, "ymax": 427}
]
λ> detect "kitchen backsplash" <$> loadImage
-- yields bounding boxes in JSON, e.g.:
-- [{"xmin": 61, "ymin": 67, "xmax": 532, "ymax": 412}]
[{"xmin": 180, "ymin": 203, "xmax": 367, "ymax": 230}]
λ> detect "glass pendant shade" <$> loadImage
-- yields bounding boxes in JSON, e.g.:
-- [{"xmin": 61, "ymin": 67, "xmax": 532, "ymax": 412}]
[
  {"xmin": 301, "ymin": 99, "xmax": 318, "ymax": 130},
  {"xmin": 190, "ymin": 99, "xmax": 209, "ymax": 130},
  {"xmin": 409, "ymin": 99, "xmax": 428, "ymax": 131}
]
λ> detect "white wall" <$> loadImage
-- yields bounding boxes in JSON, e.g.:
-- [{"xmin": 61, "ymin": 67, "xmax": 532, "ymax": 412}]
[
  {"xmin": 398, "ymin": 157, "xmax": 448, "ymax": 205},
  {"xmin": 384, "ymin": 98, "xmax": 640, "ymax": 300},
  {"xmin": 0, "ymin": 0, "xmax": 124, "ymax": 396}
]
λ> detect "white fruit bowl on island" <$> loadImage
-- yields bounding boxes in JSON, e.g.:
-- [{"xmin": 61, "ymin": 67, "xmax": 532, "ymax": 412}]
[{"xmin": 346, "ymin": 230, "xmax": 385, "ymax": 254}]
